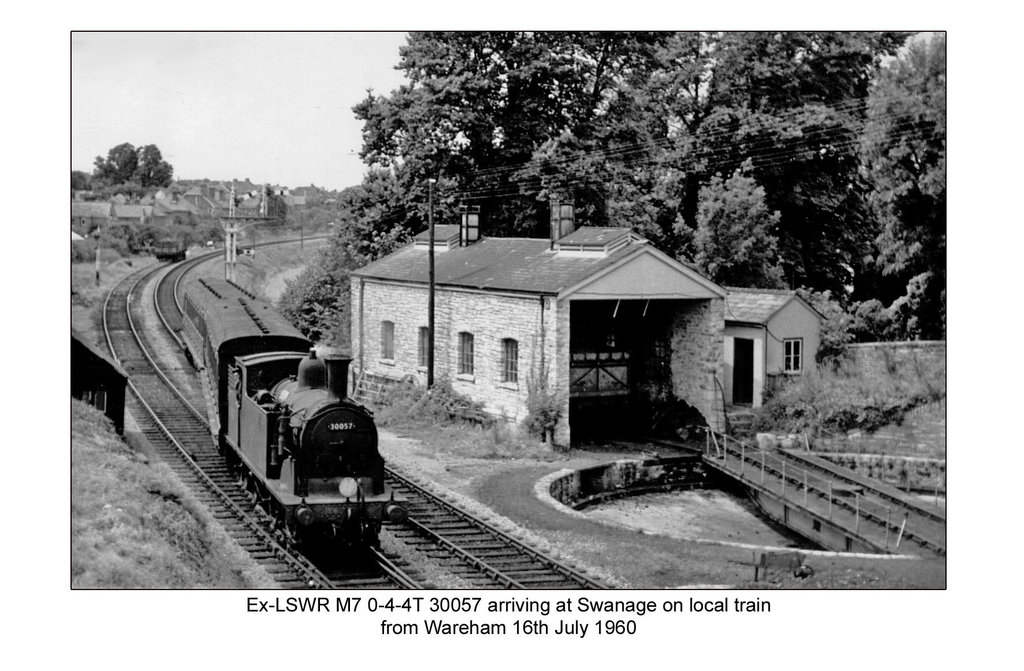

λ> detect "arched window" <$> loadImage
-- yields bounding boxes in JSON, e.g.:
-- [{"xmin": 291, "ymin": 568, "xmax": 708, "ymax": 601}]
[
  {"xmin": 380, "ymin": 320, "xmax": 395, "ymax": 360},
  {"xmin": 501, "ymin": 338, "xmax": 519, "ymax": 383},
  {"xmin": 458, "ymin": 332, "xmax": 474, "ymax": 375},
  {"xmin": 418, "ymin": 327, "xmax": 429, "ymax": 368}
]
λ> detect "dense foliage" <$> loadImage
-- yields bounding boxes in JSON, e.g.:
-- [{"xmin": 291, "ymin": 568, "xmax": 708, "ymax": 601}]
[
  {"xmin": 92, "ymin": 142, "xmax": 174, "ymax": 191},
  {"xmin": 751, "ymin": 354, "xmax": 945, "ymax": 436},
  {"xmin": 284, "ymin": 31, "xmax": 944, "ymax": 346}
]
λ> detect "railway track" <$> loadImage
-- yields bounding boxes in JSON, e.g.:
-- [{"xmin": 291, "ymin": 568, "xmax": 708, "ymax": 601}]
[
  {"xmin": 385, "ymin": 468, "xmax": 605, "ymax": 589},
  {"xmin": 104, "ymin": 252, "xmax": 420, "ymax": 589},
  {"xmin": 153, "ymin": 248, "xmax": 605, "ymax": 589}
]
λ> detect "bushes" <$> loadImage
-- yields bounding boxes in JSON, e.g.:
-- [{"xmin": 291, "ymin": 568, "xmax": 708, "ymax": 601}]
[
  {"xmin": 373, "ymin": 378, "xmax": 494, "ymax": 429},
  {"xmin": 752, "ymin": 358, "xmax": 945, "ymax": 436}
]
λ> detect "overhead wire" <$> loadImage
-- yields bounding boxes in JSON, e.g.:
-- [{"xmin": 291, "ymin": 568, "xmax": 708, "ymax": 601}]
[
  {"xmin": 449, "ymin": 123, "xmax": 937, "ymax": 202},
  {"xmin": 450, "ymin": 90, "xmax": 928, "ymax": 188}
]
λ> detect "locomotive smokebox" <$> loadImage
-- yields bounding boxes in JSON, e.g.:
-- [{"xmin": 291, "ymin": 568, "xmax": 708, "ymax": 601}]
[{"xmin": 324, "ymin": 353, "xmax": 352, "ymax": 403}]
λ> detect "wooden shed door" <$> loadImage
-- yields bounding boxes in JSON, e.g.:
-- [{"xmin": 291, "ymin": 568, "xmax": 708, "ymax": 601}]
[{"xmin": 732, "ymin": 338, "xmax": 754, "ymax": 405}]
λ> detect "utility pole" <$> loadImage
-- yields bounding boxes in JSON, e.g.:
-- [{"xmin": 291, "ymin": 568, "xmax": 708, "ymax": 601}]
[
  {"xmin": 225, "ymin": 185, "xmax": 237, "ymax": 282},
  {"xmin": 427, "ymin": 178, "xmax": 437, "ymax": 388}
]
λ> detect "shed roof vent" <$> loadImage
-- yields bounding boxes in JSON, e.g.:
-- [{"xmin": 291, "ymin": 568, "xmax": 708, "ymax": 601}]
[
  {"xmin": 553, "ymin": 227, "xmax": 638, "ymax": 256},
  {"xmin": 414, "ymin": 224, "xmax": 460, "ymax": 251}
]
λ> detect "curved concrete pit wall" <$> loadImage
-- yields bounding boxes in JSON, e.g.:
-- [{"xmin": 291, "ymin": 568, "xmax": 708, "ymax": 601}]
[{"xmin": 547, "ymin": 455, "xmax": 709, "ymax": 510}]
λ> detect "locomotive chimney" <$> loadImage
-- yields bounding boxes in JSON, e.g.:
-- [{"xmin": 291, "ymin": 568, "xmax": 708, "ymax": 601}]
[{"xmin": 324, "ymin": 353, "xmax": 352, "ymax": 403}]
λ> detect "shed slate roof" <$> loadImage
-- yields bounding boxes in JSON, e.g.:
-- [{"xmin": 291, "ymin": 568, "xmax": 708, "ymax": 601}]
[
  {"xmin": 724, "ymin": 287, "xmax": 823, "ymax": 324},
  {"xmin": 353, "ymin": 227, "xmax": 720, "ymax": 297}
]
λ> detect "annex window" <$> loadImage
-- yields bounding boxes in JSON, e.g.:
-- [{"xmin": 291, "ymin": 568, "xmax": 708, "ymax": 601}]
[
  {"xmin": 784, "ymin": 338, "xmax": 803, "ymax": 373},
  {"xmin": 458, "ymin": 332, "xmax": 475, "ymax": 376},
  {"xmin": 500, "ymin": 338, "xmax": 519, "ymax": 383},
  {"xmin": 418, "ymin": 327, "xmax": 429, "ymax": 368},
  {"xmin": 380, "ymin": 321, "xmax": 395, "ymax": 360}
]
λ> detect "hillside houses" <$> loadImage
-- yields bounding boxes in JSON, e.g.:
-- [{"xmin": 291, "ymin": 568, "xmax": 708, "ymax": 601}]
[{"xmin": 71, "ymin": 178, "xmax": 336, "ymax": 243}]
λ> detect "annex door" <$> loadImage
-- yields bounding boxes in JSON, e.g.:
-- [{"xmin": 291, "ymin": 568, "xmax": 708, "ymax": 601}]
[{"xmin": 732, "ymin": 338, "xmax": 754, "ymax": 405}]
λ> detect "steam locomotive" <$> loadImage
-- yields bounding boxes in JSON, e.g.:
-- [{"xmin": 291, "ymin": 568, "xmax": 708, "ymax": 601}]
[{"xmin": 181, "ymin": 277, "xmax": 405, "ymax": 547}]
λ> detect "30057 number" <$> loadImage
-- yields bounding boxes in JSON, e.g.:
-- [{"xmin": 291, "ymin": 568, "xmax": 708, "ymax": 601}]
[{"xmin": 328, "ymin": 422, "xmax": 355, "ymax": 431}]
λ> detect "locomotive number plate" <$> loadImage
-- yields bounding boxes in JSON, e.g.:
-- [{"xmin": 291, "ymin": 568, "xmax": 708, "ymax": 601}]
[{"xmin": 328, "ymin": 422, "xmax": 356, "ymax": 431}]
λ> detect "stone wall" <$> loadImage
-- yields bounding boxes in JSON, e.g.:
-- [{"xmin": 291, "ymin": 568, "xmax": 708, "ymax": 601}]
[
  {"xmin": 546, "ymin": 456, "xmax": 708, "ymax": 509},
  {"xmin": 815, "ymin": 453, "xmax": 946, "ymax": 494},
  {"xmin": 670, "ymin": 298, "xmax": 725, "ymax": 432},
  {"xmin": 351, "ymin": 278, "xmax": 559, "ymax": 428},
  {"xmin": 845, "ymin": 340, "xmax": 945, "ymax": 389}
]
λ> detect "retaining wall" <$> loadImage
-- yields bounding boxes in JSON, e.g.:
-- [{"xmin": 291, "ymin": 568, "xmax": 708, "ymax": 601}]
[
  {"xmin": 547, "ymin": 456, "xmax": 708, "ymax": 509},
  {"xmin": 845, "ymin": 340, "xmax": 945, "ymax": 388},
  {"xmin": 814, "ymin": 453, "xmax": 946, "ymax": 494}
]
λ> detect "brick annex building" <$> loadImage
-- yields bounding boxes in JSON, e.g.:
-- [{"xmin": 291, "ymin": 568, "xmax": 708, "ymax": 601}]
[{"xmin": 350, "ymin": 206, "xmax": 729, "ymax": 446}]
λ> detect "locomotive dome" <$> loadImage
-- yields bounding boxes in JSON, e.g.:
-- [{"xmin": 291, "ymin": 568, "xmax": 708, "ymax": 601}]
[{"xmin": 296, "ymin": 349, "xmax": 326, "ymax": 390}]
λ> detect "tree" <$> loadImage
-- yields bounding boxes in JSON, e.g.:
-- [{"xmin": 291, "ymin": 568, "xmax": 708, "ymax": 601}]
[
  {"xmin": 71, "ymin": 170, "xmax": 92, "ymax": 191},
  {"xmin": 93, "ymin": 142, "xmax": 175, "ymax": 189},
  {"xmin": 647, "ymin": 32, "xmax": 908, "ymax": 293},
  {"xmin": 860, "ymin": 33, "xmax": 946, "ymax": 339},
  {"xmin": 278, "ymin": 227, "xmax": 368, "ymax": 346},
  {"xmin": 93, "ymin": 142, "xmax": 139, "ymax": 185},
  {"xmin": 689, "ymin": 163, "xmax": 785, "ymax": 288},
  {"xmin": 353, "ymin": 32, "xmax": 671, "ymax": 239},
  {"xmin": 133, "ymin": 144, "xmax": 174, "ymax": 187}
]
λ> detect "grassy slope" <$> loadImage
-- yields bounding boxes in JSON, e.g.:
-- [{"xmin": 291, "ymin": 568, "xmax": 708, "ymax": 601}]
[
  {"xmin": 189, "ymin": 236, "xmax": 324, "ymax": 304},
  {"xmin": 72, "ymin": 256, "xmax": 157, "ymax": 344},
  {"xmin": 72, "ymin": 400, "xmax": 272, "ymax": 588}
]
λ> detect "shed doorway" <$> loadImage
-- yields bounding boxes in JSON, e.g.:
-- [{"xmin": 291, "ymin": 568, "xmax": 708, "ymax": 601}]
[
  {"xmin": 732, "ymin": 338, "xmax": 754, "ymax": 405},
  {"xmin": 568, "ymin": 299, "xmax": 673, "ymax": 442}
]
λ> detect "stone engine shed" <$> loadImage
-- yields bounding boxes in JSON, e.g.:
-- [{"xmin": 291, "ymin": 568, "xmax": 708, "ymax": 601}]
[{"xmin": 350, "ymin": 219, "xmax": 726, "ymax": 447}]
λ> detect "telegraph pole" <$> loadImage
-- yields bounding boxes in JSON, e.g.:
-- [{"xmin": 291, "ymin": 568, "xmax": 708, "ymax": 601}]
[
  {"xmin": 225, "ymin": 185, "xmax": 237, "ymax": 282},
  {"xmin": 427, "ymin": 178, "xmax": 437, "ymax": 388}
]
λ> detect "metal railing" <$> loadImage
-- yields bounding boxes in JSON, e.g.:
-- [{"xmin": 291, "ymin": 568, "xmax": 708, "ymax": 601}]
[{"xmin": 704, "ymin": 429, "xmax": 942, "ymax": 554}]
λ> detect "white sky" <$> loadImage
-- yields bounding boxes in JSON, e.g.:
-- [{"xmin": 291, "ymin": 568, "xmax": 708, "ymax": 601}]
[{"xmin": 72, "ymin": 32, "xmax": 409, "ymax": 191}]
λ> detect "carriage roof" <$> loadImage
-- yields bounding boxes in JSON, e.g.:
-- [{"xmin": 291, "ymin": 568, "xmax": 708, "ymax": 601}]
[{"xmin": 184, "ymin": 277, "xmax": 310, "ymax": 356}]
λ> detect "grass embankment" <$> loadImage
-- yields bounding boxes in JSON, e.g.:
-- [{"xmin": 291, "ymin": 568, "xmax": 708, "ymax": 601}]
[
  {"xmin": 189, "ymin": 232, "xmax": 325, "ymax": 303},
  {"xmin": 71, "ymin": 256, "xmax": 156, "ymax": 340},
  {"xmin": 752, "ymin": 357, "xmax": 945, "ymax": 439},
  {"xmin": 72, "ymin": 400, "xmax": 271, "ymax": 588}
]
